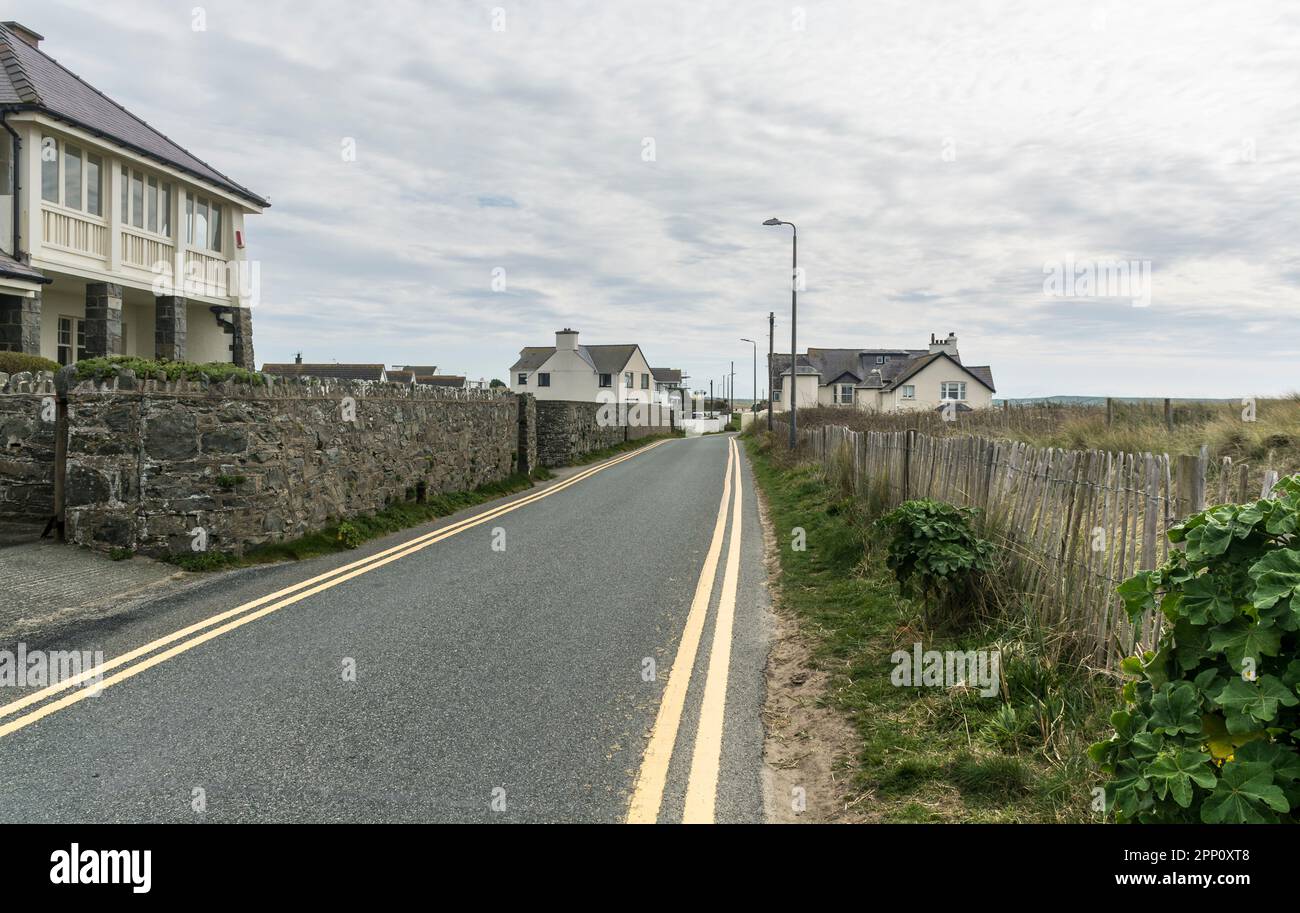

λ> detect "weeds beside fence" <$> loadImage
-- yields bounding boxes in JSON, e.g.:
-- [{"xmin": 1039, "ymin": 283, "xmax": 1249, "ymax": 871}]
[{"xmin": 776, "ymin": 420, "xmax": 1284, "ymax": 669}]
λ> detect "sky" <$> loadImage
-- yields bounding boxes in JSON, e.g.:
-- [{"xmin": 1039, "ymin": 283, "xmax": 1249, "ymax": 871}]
[{"xmin": 14, "ymin": 0, "xmax": 1300, "ymax": 398}]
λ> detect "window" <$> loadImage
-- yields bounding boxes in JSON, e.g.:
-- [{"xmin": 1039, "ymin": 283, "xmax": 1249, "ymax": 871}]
[
  {"xmin": 940, "ymin": 381, "xmax": 966, "ymax": 400},
  {"xmin": 623, "ymin": 372, "xmax": 634, "ymax": 388},
  {"xmin": 63, "ymin": 144, "xmax": 82, "ymax": 210},
  {"xmin": 772, "ymin": 389, "xmax": 781, "ymax": 402},
  {"xmin": 641, "ymin": 373, "xmax": 650, "ymax": 389},
  {"xmin": 41, "ymin": 137, "xmax": 58, "ymax": 203},
  {"xmin": 121, "ymin": 166, "xmax": 129, "ymax": 222},
  {"xmin": 131, "ymin": 171, "xmax": 144, "ymax": 228},
  {"xmin": 538, "ymin": 372, "xmax": 551, "ymax": 387},
  {"xmin": 147, "ymin": 177, "xmax": 159, "ymax": 232},
  {"xmin": 517, "ymin": 372, "xmax": 528, "ymax": 385},
  {"xmin": 186, "ymin": 195, "xmax": 224, "ymax": 252},
  {"xmin": 161, "ymin": 183, "xmax": 172, "ymax": 235},
  {"xmin": 599, "ymin": 374, "xmax": 612, "ymax": 388},
  {"xmin": 834, "ymin": 383, "xmax": 854, "ymax": 405},
  {"xmin": 86, "ymin": 155, "xmax": 102, "ymax": 216},
  {"xmin": 876, "ymin": 355, "xmax": 885, "ymax": 364},
  {"xmin": 56, "ymin": 316, "xmax": 87, "ymax": 366},
  {"xmin": 900, "ymin": 384, "xmax": 915, "ymax": 400}
]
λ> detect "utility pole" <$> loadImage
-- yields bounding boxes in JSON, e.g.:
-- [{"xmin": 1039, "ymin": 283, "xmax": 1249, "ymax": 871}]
[
  {"xmin": 709, "ymin": 380, "xmax": 714, "ymax": 418},
  {"xmin": 767, "ymin": 311, "xmax": 774, "ymax": 431},
  {"xmin": 729, "ymin": 361, "xmax": 734, "ymax": 416}
]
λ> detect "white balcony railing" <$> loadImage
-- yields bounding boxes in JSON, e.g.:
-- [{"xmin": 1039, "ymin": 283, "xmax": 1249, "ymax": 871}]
[
  {"xmin": 121, "ymin": 229, "xmax": 175, "ymax": 271},
  {"xmin": 42, "ymin": 206, "xmax": 109, "ymax": 258}
]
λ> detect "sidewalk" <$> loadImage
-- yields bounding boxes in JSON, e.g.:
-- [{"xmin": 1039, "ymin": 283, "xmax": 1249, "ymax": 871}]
[{"xmin": 0, "ymin": 531, "xmax": 187, "ymax": 643}]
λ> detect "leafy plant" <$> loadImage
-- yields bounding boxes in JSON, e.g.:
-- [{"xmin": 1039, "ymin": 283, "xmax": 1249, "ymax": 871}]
[
  {"xmin": 874, "ymin": 499, "xmax": 995, "ymax": 627},
  {"xmin": 75, "ymin": 355, "xmax": 264, "ymax": 386},
  {"xmin": 0, "ymin": 351, "xmax": 60, "ymax": 375},
  {"xmin": 1090, "ymin": 475, "xmax": 1300, "ymax": 822},
  {"xmin": 336, "ymin": 521, "xmax": 363, "ymax": 549}
]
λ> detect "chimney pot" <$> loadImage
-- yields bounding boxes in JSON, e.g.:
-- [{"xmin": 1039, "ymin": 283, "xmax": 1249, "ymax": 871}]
[{"xmin": 2, "ymin": 22, "xmax": 43, "ymax": 49}]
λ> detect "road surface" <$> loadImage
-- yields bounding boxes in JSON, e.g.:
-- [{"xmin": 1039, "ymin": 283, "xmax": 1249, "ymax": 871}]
[{"xmin": 0, "ymin": 434, "xmax": 771, "ymax": 823}]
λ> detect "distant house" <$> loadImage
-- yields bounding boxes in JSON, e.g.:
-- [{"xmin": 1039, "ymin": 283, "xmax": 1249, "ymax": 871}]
[
  {"xmin": 261, "ymin": 360, "xmax": 387, "ymax": 382},
  {"xmin": 769, "ymin": 333, "xmax": 995, "ymax": 412},
  {"xmin": 0, "ymin": 21, "xmax": 268, "ymax": 368},
  {"xmin": 652, "ymin": 367, "xmax": 688, "ymax": 412},
  {"xmin": 508, "ymin": 328, "xmax": 656, "ymax": 404}
]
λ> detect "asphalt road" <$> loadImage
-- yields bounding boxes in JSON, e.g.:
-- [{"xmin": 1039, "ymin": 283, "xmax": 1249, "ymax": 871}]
[{"xmin": 0, "ymin": 433, "xmax": 771, "ymax": 823}]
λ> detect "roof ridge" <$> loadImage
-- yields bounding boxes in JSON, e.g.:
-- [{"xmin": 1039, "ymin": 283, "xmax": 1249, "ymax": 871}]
[
  {"xmin": 0, "ymin": 24, "xmax": 266, "ymax": 206},
  {"xmin": 0, "ymin": 27, "xmax": 40, "ymax": 104}
]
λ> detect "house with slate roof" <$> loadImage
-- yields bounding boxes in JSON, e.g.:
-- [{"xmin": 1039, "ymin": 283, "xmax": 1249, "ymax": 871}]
[
  {"xmin": 508, "ymin": 328, "xmax": 659, "ymax": 404},
  {"xmin": 769, "ymin": 332, "xmax": 996, "ymax": 413},
  {"xmin": 0, "ymin": 21, "xmax": 268, "ymax": 368}
]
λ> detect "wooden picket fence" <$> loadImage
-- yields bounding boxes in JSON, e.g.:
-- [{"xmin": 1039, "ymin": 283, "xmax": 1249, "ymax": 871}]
[{"xmin": 776, "ymin": 421, "xmax": 1282, "ymax": 668}]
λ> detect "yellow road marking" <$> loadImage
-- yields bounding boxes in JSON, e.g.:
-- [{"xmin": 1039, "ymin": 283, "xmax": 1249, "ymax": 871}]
[
  {"xmin": 682, "ymin": 437, "xmax": 743, "ymax": 823},
  {"xmin": 0, "ymin": 440, "xmax": 670, "ymax": 737},
  {"xmin": 625, "ymin": 437, "xmax": 735, "ymax": 824}
]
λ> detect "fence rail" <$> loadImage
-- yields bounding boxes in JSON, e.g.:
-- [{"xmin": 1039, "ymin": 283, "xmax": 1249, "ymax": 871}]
[{"xmin": 776, "ymin": 420, "xmax": 1281, "ymax": 668}]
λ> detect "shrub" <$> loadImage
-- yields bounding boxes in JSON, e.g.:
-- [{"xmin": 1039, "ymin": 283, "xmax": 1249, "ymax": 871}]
[
  {"xmin": 1090, "ymin": 476, "xmax": 1300, "ymax": 822},
  {"xmin": 0, "ymin": 351, "xmax": 60, "ymax": 375},
  {"xmin": 874, "ymin": 499, "xmax": 995, "ymax": 627},
  {"xmin": 75, "ymin": 355, "xmax": 264, "ymax": 386},
  {"xmin": 336, "ymin": 521, "xmax": 363, "ymax": 549}
]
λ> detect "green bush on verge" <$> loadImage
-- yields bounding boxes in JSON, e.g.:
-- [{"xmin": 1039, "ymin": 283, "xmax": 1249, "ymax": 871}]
[{"xmin": 1090, "ymin": 476, "xmax": 1300, "ymax": 823}]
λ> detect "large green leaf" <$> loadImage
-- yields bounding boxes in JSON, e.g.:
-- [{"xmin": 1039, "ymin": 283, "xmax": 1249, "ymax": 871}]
[
  {"xmin": 1200, "ymin": 760, "xmax": 1289, "ymax": 823},
  {"xmin": 1248, "ymin": 549, "xmax": 1300, "ymax": 610},
  {"xmin": 1208, "ymin": 619, "xmax": 1281, "ymax": 670},
  {"xmin": 1179, "ymin": 575, "xmax": 1236, "ymax": 625},
  {"xmin": 1149, "ymin": 682, "xmax": 1202, "ymax": 735},
  {"xmin": 1212, "ymin": 676, "xmax": 1300, "ymax": 734},
  {"xmin": 1147, "ymin": 749, "xmax": 1217, "ymax": 807},
  {"xmin": 1185, "ymin": 517, "xmax": 1233, "ymax": 562}
]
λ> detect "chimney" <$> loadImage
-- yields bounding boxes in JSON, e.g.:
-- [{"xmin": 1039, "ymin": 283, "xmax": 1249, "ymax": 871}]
[
  {"xmin": 556, "ymin": 327, "xmax": 579, "ymax": 351},
  {"xmin": 928, "ymin": 332, "xmax": 959, "ymax": 360},
  {"xmin": 2, "ymin": 22, "xmax": 43, "ymax": 49},
  {"xmin": 294, "ymin": 352, "xmax": 302, "ymax": 364}
]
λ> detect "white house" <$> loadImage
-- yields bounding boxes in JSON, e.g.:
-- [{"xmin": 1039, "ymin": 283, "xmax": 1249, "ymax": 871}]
[
  {"xmin": 508, "ymin": 329, "xmax": 659, "ymax": 404},
  {"xmin": 769, "ymin": 333, "xmax": 996, "ymax": 412},
  {"xmin": 0, "ymin": 21, "xmax": 268, "ymax": 368}
]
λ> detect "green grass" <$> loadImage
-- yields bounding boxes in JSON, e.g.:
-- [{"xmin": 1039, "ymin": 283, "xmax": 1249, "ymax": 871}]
[
  {"xmin": 743, "ymin": 430, "xmax": 1111, "ymax": 822},
  {"xmin": 167, "ymin": 468, "xmax": 553, "ymax": 571}
]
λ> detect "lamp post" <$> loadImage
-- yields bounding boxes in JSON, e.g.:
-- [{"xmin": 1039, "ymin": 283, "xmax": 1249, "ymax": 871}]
[
  {"xmin": 740, "ymin": 338, "xmax": 757, "ymax": 414},
  {"xmin": 763, "ymin": 218, "xmax": 797, "ymax": 448}
]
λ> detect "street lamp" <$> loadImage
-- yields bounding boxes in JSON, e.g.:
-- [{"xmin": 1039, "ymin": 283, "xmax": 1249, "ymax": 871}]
[
  {"xmin": 740, "ymin": 338, "xmax": 757, "ymax": 415},
  {"xmin": 763, "ymin": 218, "xmax": 797, "ymax": 448}
]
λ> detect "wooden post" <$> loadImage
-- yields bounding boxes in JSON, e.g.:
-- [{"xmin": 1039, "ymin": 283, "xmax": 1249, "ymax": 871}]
[
  {"xmin": 903, "ymin": 429, "xmax": 915, "ymax": 501},
  {"xmin": 1106, "ymin": 397, "xmax": 1113, "ymax": 427},
  {"xmin": 1164, "ymin": 398, "xmax": 1173, "ymax": 432}
]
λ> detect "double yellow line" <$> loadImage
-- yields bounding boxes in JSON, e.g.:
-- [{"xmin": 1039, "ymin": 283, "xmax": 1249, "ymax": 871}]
[
  {"xmin": 0, "ymin": 439, "xmax": 672, "ymax": 741},
  {"xmin": 627, "ymin": 435, "xmax": 743, "ymax": 824}
]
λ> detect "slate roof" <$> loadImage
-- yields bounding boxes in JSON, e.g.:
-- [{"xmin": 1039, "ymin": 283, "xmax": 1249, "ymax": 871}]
[
  {"xmin": 769, "ymin": 348, "xmax": 996, "ymax": 393},
  {"xmin": 509, "ymin": 344, "xmax": 641, "ymax": 375},
  {"xmin": 0, "ymin": 22, "xmax": 269, "ymax": 208},
  {"xmin": 651, "ymin": 367, "xmax": 682, "ymax": 384},
  {"xmin": 261, "ymin": 363, "xmax": 387, "ymax": 382},
  {"xmin": 0, "ymin": 250, "xmax": 49, "ymax": 283},
  {"xmin": 416, "ymin": 374, "xmax": 466, "ymax": 387}
]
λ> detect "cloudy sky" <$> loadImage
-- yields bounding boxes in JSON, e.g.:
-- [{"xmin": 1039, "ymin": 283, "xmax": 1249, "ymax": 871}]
[{"xmin": 17, "ymin": 0, "xmax": 1300, "ymax": 397}]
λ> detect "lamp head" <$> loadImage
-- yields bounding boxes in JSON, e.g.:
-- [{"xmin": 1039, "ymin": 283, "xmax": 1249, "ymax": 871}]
[{"xmin": 762, "ymin": 218, "xmax": 782, "ymax": 226}]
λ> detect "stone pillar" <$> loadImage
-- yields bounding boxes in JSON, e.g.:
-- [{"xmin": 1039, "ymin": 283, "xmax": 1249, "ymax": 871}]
[
  {"xmin": 230, "ymin": 306, "xmax": 254, "ymax": 370},
  {"xmin": 0, "ymin": 292, "xmax": 42, "ymax": 354},
  {"xmin": 83, "ymin": 282, "xmax": 123, "ymax": 358},
  {"xmin": 154, "ymin": 295, "xmax": 187, "ymax": 361}
]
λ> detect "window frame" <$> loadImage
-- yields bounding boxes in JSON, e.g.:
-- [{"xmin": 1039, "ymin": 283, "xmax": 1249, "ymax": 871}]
[
  {"xmin": 56, "ymin": 316, "xmax": 87, "ymax": 366},
  {"xmin": 641, "ymin": 373, "xmax": 650, "ymax": 389},
  {"xmin": 40, "ymin": 136, "xmax": 104, "ymax": 217},
  {"xmin": 900, "ymin": 384, "xmax": 916, "ymax": 400},
  {"xmin": 623, "ymin": 371, "xmax": 634, "ymax": 388},
  {"xmin": 834, "ymin": 383, "xmax": 855, "ymax": 405},
  {"xmin": 517, "ymin": 372, "xmax": 528, "ymax": 386},
  {"xmin": 538, "ymin": 372, "xmax": 551, "ymax": 387},
  {"xmin": 599, "ymin": 373, "xmax": 613, "ymax": 388},
  {"xmin": 940, "ymin": 381, "xmax": 967, "ymax": 401}
]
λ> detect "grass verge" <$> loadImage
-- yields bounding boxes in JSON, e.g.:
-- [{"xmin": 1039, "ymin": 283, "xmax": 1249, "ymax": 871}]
[
  {"xmin": 565, "ymin": 430, "xmax": 684, "ymax": 466},
  {"xmin": 744, "ymin": 430, "xmax": 1111, "ymax": 822},
  {"xmin": 167, "ymin": 468, "xmax": 553, "ymax": 572}
]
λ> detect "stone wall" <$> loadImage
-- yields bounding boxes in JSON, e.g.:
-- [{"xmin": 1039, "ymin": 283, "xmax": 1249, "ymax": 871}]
[
  {"xmin": 0, "ymin": 371, "xmax": 57, "ymax": 522},
  {"xmin": 534, "ymin": 400, "xmax": 671, "ymax": 468},
  {"xmin": 58, "ymin": 373, "xmax": 525, "ymax": 556}
]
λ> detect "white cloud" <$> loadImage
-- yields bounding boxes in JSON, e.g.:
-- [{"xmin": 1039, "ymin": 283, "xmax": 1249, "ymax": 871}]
[{"xmin": 16, "ymin": 0, "xmax": 1300, "ymax": 396}]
